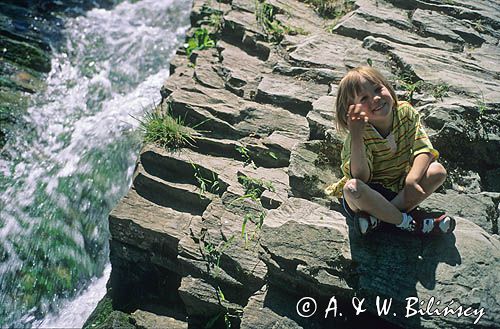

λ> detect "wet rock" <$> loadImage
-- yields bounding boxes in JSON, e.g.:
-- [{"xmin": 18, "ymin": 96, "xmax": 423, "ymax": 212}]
[{"xmin": 0, "ymin": 35, "xmax": 51, "ymax": 73}]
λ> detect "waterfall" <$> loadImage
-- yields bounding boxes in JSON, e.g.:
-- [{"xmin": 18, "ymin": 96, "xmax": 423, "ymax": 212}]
[{"xmin": 0, "ymin": 0, "xmax": 192, "ymax": 326}]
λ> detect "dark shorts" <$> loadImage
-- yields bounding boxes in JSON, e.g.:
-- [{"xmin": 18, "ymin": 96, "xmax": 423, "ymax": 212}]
[{"xmin": 341, "ymin": 182, "xmax": 398, "ymax": 220}]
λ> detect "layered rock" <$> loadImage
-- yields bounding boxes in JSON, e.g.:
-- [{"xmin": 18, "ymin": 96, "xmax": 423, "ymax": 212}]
[{"xmin": 88, "ymin": 0, "xmax": 500, "ymax": 328}]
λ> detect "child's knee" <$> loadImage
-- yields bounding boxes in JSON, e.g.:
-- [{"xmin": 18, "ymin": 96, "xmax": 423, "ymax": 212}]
[
  {"xmin": 343, "ymin": 179, "xmax": 366, "ymax": 199},
  {"xmin": 429, "ymin": 162, "xmax": 447, "ymax": 183}
]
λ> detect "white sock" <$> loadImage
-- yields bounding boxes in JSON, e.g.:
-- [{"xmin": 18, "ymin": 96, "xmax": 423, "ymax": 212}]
[
  {"xmin": 397, "ymin": 213, "xmax": 413, "ymax": 230},
  {"xmin": 439, "ymin": 216, "xmax": 451, "ymax": 232},
  {"xmin": 359, "ymin": 217, "xmax": 369, "ymax": 234}
]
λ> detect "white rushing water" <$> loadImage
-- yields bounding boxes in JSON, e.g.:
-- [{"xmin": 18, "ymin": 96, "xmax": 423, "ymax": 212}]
[{"xmin": 0, "ymin": 0, "xmax": 192, "ymax": 326}]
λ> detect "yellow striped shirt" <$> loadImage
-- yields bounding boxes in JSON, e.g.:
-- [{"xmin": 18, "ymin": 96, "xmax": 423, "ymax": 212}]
[{"xmin": 325, "ymin": 101, "xmax": 438, "ymax": 197}]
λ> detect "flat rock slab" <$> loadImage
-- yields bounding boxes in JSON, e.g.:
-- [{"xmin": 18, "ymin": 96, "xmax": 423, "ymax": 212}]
[
  {"xmin": 307, "ymin": 95, "xmax": 335, "ymax": 140},
  {"xmin": 109, "ymin": 188, "xmax": 196, "ymax": 257},
  {"xmin": 288, "ymin": 140, "xmax": 344, "ymax": 199},
  {"xmin": 240, "ymin": 286, "xmax": 304, "ymax": 329},
  {"xmin": 334, "ymin": 12, "xmax": 459, "ymax": 52},
  {"xmin": 376, "ymin": 37, "xmax": 500, "ymax": 101},
  {"xmin": 419, "ymin": 191, "xmax": 498, "ymax": 234},
  {"xmin": 131, "ymin": 310, "xmax": 188, "ymax": 329},
  {"xmin": 219, "ymin": 40, "xmax": 270, "ymax": 98},
  {"xmin": 288, "ymin": 34, "xmax": 360, "ymax": 71},
  {"xmin": 164, "ymin": 70, "xmax": 310, "ymax": 139},
  {"xmin": 256, "ymin": 74, "xmax": 329, "ymax": 115}
]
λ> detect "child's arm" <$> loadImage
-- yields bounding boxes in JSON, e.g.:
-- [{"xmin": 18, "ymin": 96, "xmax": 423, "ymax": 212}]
[
  {"xmin": 404, "ymin": 152, "xmax": 434, "ymax": 206},
  {"xmin": 347, "ymin": 104, "xmax": 371, "ymax": 182}
]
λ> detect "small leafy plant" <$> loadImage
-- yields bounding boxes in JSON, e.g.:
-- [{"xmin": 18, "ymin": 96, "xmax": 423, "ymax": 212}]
[
  {"xmin": 430, "ymin": 82, "xmax": 450, "ymax": 100},
  {"xmin": 205, "ymin": 286, "xmax": 243, "ymax": 329},
  {"xmin": 191, "ymin": 163, "xmax": 220, "ymax": 197},
  {"xmin": 301, "ymin": 0, "xmax": 355, "ymax": 18},
  {"xmin": 185, "ymin": 27, "xmax": 216, "ymax": 56},
  {"xmin": 255, "ymin": 1, "xmax": 306, "ymax": 43},
  {"xmin": 235, "ymin": 145, "xmax": 253, "ymax": 166},
  {"xmin": 237, "ymin": 174, "xmax": 275, "ymax": 201},
  {"xmin": 198, "ymin": 4, "xmax": 224, "ymax": 34}
]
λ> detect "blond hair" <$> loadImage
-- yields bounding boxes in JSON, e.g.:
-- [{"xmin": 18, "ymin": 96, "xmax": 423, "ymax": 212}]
[{"xmin": 335, "ymin": 66, "xmax": 398, "ymax": 132}]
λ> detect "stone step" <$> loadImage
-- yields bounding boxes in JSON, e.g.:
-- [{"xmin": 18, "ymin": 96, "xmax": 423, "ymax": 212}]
[
  {"xmin": 109, "ymin": 187, "xmax": 198, "ymax": 257},
  {"xmin": 255, "ymin": 73, "xmax": 329, "ymax": 116},
  {"xmin": 134, "ymin": 163, "xmax": 216, "ymax": 216},
  {"xmin": 189, "ymin": 134, "xmax": 291, "ymax": 168},
  {"xmin": 162, "ymin": 72, "xmax": 310, "ymax": 141}
]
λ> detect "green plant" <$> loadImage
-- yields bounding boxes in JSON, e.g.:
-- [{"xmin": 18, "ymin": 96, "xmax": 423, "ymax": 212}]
[
  {"xmin": 430, "ymin": 82, "xmax": 450, "ymax": 100},
  {"xmin": 477, "ymin": 95, "xmax": 488, "ymax": 116},
  {"xmin": 205, "ymin": 286, "xmax": 243, "ymax": 329},
  {"xmin": 237, "ymin": 174, "xmax": 275, "ymax": 201},
  {"xmin": 400, "ymin": 80, "xmax": 425, "ymax": 103},
  {"xmin": 241, "ymin": 211, "xmax": 266, "ymax": 248},
  {"xmin": 191, "ymin": 163, "xmax": 220, "ymax": 197},
  {"xmin": 197, "ymin": 4, "xmax": 224, "ymax": 34},
  {"xmin": 472, "ymin": 19, "xmax": 484, "ymax": 32},
  {"xmin": 185, "ymin": 27, "xmax": 216, "ymax": 56},
  {"xmin": 256, "ymin": 2, "xmax": 284, "ymax": 43},
  {"xmin": 255, "ymin": 1, "xmax": 305, "ymax": 43},
  {"xmin": 137, "ymin": 104, "xmax": 195, "ymax": 149},
  {"xmin": 235, "ymin": 145, "xmax": 253, "ymax": 166},
  {"xmin": 301, "ymin": 0, "xmax": 355, "ymax": 18}
]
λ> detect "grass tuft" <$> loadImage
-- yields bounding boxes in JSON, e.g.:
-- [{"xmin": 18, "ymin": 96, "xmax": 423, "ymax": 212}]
[{"xmin": 138, "ymin": 104, "xmax": 195, "ymax": 149}]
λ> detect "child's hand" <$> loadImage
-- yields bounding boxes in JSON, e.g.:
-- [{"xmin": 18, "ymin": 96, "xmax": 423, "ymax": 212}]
[{"xmin": 347, "ymin": 103, "xmax": 368, "ymax": 136}]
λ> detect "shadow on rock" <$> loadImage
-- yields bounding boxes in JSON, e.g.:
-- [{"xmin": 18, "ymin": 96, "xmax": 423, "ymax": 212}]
[{"xmin": 346, "ymin": 213, "xmax": 461, "ymax": 328}]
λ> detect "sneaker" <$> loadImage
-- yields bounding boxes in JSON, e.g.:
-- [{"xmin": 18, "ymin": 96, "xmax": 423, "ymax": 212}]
[
  {"xmin": 354, "ymin": 211, "xmax": 380, "ymax": 236},
  {"xmin": 409, "ymin": 210, "xmax": 456, "ymax": 235}
]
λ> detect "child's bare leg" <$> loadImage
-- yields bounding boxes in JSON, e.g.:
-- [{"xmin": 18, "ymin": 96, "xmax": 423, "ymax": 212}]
[
  {"xmin": 390, "ymin": 162, "xmax": 447, "ymax": 212},
  {"xmin": 343, "ymin": 179, "xmax": 403, "ymax": 225}
]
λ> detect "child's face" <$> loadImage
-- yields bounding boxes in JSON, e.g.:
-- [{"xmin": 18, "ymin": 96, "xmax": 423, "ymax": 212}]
[{"xmin": 352, "ymin": 77, "xmax": 394, "ymax": 125}]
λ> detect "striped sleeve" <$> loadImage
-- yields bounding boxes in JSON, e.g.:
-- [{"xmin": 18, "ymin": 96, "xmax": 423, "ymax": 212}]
[{"xmin": 404, "ymin": 103, "xmax": 439, "ymax": 162}]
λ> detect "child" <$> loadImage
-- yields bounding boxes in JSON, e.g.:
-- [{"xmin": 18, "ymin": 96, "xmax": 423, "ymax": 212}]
[{"xmin": 325, "ymin": 66, "xmax": 455, "ymax": 235}]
